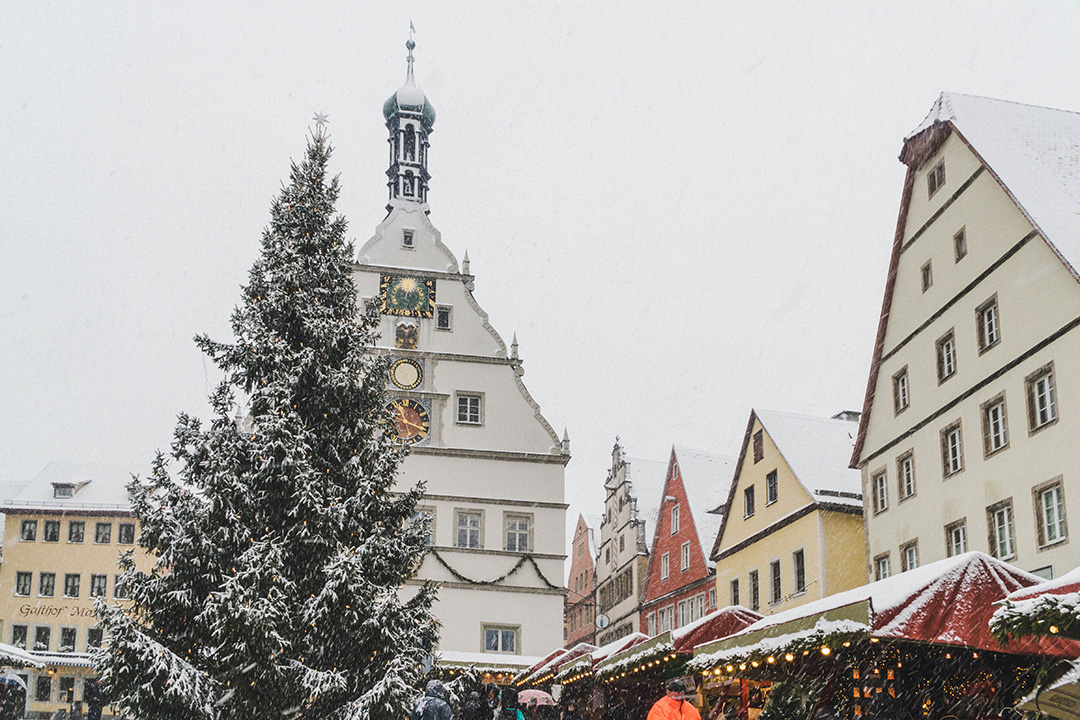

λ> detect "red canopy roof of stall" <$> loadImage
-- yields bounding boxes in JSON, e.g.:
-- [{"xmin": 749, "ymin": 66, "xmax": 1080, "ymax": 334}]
[{"xmin": 674, "ymin": 605, "xmax": 763, "ymax": 653}]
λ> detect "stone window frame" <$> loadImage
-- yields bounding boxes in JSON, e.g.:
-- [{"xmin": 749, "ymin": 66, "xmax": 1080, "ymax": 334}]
[
  {"xmin": 927, "ymin": 159, "xmax": 946, "ymax": 198},
  {"xmin": 482, "ymin": 624, "xmax": 520, "ymax": 655},
  {"xmin": 893, "ymin": 366, "xmax": 910, "ymax": 415},
  {"xmin": 873, "ymin": 552, "xmax": 891, "ymax": 581},
  {"xmin": 401, "ymin": 228, "xmax": 415, "ymax": 249},
  {"xmin": 503, "ymin": 512, "xmax": 533, "ymax": 553},
  {"xmin": 954, "ymin": 226, "xmax": 968, "ymax": 262},
  {"xmin": 921, "ymin": 260, "xmax": 933, "ymax": 293},
  {"xmin": 900, "ymin": 539, "xmax": 919, "ymax": 572},
  {"xmin": 986, "ymin": 498, "xmax": 1016, "ymax": 561},
  {"xmin": 1034, "ymin": 477, "xmax": 1068, "ymax": 550},
  {"xmin": 1026, "ymin": 362, "xmax": 1059, "ymax": 435},
  {"xmin": 896, "ymin": 451, "xmax": 916, "ymax": 502},
  {"xmin": 14, "ymin": 572, "xmax": 31, "ymax": 597},
  {"xmin": 944, "ymin": 518, "xmax": 968, "ymax": 557},
  {"xmin": 765, "ymin": 470, "xmax": 779, "ymax": 506},
  {"xmin": 454, "ymin": 508, "xmax": 484, "ymax": 550},
  {"xmin": 940, "ymin": 420, "xmax": 965, "ymax": 478},
  {"xmin": 792, "ymin": 548, "xmax": 807, "ymax": 596},
  {"xmin": 980, "ymin": 392, "xmax": 1010, "ymax": 458},
  {"xmin": 435, "ymin": 304, "xmax": 453, "ymax": 331},
  {"xmin": 871, "ymin": 467, "xmax": 888, "ymax": 515},
  {"xmin": 936, "ymin": 329, "xmax": 957, "ymax": 384},
  {"xmin": 729, "ymin": 578, "xmax": 740, "ymax": 607},
  {"xmin": 743, "ymin": 485, "xmax": 756, "ymax": 518},
  {"xmin": 976, "ymin": 294, "xmax": 1001, "ymax": 354},
  {"xmin": 768, "ymin": 559, "xmax": 783, "ymax": 606},
  {"xmin": 748, "ymin": 569, "xmax": 760, "ymax": 612},
  {"xmin": 455, "ymin": 391, "xmax": 484, "ymax": 426}
]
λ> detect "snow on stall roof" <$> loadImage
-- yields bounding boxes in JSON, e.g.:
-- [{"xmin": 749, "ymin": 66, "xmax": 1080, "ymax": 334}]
[
  {"xmin": 755, "ymin": 410, "xmax": 862, "ymax": 506},
  {"xmin": 625, "ymin": 456, "xmax": 669, "ymax": 552},
  {"xmin": 672, "ymin": 447, "xmax": 737, "ymax": 566},
  {"xmin": 590, "ymin": 632, "xmax": 650, "ymax": 663},
  {"xmin": 1, "ymin": 460, "xmax": 144, "ymax": 512},
  {"xmin": 909, "ymin": 92, "xmax": 1080, "ymax": 275},
  {"xmin": 435, "ymin": 650, "xmax": 543, "ymax": 670},
  {"xmin": 1005, "ymin": 564, "xmax": 1080, "ymax": 602}
]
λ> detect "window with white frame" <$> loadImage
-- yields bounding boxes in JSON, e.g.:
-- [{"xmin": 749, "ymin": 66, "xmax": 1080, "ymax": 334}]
[
  {"xmin": 660, "ymin": 552, "xmax": 670, "ymax": 580},
  {"xmin": 937, "ymin": 330, "xmax": 957, "ymax": 383},
  {"xmin": 504, "ymin": 513, "xmax": 532, "ymax": 552},
  {"xmin": 977, "ymin": 297, "xmax": 1001, "ymax": 352},
  {"xmin": 982, "ymin": 395, "xmax": 1009, "ymax": 456},
  {"xmin": 14, "ymin": 572, "xmax": 31, "ymax": 597},
  {"xmin": 671, "ymin": 504, "xmax": 680, "ymax": 534},
  {"xmin": 897, "ymin": 452, "xmax": 915, "ymax": 501},
  {"xmin": 954, "ymin": 227, "xmax": 967, "ymax": 262},
  {"xmin": 941, "ymin": 421, "xmax": 964, "ymax": 477},
  {"xmin": 680, "ymin": 541, "xmax": 690, "ymax": 572},
  {"xmin": 456, "ymin": 393, "xmax": 482, "ymax": 425},
  {"xmin": 766, "ymin": 470, "xmax": 778, "ymax": 505},
  {"xmin": 987, "ymin": 500, "xmax": 1016, "ymax": 560},
  {"xmin": 436, "ymin": 305, "xmax": 452, "ymax": 331},
  {"xmin": 709, "ymin": 587, "xmax": 716, "ymax": 609},
  {"xmin": 928, "ymin": 159, "xmax": 946, "ymax": 198},
  {"xmin": 901, "ymin": 541, "xmax": 919, "ymax": 572},
  {"xmin": 1036, "ymin": 480, "xmax": 1068, "ymax": 547},
  {"xmin": 455, "ymin": 510, "xmax": 482, "ymax": 549},
  {"xmin": 483, "ymin": 625, "xmax": 519, "ymax": 654},
  {"xmin": 658, "ymin": 606, "xmax": 675, "ymax": 633},
  {"xmin": 1027, "ymin": 364, "xmax": 1058, "ymax": 432},
  {"xmin": 872, "ymin": 471, "xmax": 888, "ymax": 514},
  {"xmin": 946, "ymin": 520, "xmax": 967, "ymax": 557},
  {"xmin": 20, "ymin": 520, "xmax": 37, "ymax": 542},
  {"xmin": 90, "ymin": 574, "xmax": 108, "ymax": 598},
  {"xmin": 769, "ymin": 560, "xmax": 782, "ymax": 604},
  {"xmin": 402, "ymin": 229, "xmax": 415, "ymax": 248},
  {"xmin": 749, "ymin": 570, "xmax": 760, "ymax": 612},
  {"xmin": 893, "ymin": 367, "xmax": 910, "ymax": 414},
  {"xmin": 793, "ymin": 549, "xmax": 806, "ymax": 595},
  {"xmin": 63, "ymin": 574, "xmax": 80, "ymax": 598},
  {"xmin": 647, "ymin": 613, "xmax": 657, "ymax": 636},
  {"xmin": 68, "ymin": 521, "xmax": 85, "ymax": 543},
  {"xmin": 39, "ymin": 572, "xmax": 55, "ymax": 597},
  {"xmin": 874, "ymin": 553, "xmax": 891, "ymax": 581},
  {"xmin": 94, "ymin": 522, "xmax": 112, "ymax": 544},
  {"xmin": 43, "ymin": 520, "xmax": 60, "ymax": 543}
]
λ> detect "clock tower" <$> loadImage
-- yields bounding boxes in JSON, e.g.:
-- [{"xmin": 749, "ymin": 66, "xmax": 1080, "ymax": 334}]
[{"xmin": 352, "ymin": 39, "xmax": 570, "ymax": 666}]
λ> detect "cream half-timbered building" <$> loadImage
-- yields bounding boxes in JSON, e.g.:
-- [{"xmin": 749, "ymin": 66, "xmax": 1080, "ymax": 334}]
[
  {"xmin": 352, "ymin": 42, "xmax": 569, "ymax": 661},
  {"xmin": 853, "ymin": 93, "xmax": 1080, "ymax": 581}
]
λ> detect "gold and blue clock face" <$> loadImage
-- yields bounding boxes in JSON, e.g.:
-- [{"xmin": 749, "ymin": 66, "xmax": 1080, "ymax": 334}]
[
  {"xmin": 380, "ymin": 274, "xmax": 436, "ymax": 318},
  {"xmin": 385, "ymin": 398, "xmax": 431, "ymax": 445},
  {"xmin": 390, "ymin": 357, "xmax": 423, "ymax": 390}
]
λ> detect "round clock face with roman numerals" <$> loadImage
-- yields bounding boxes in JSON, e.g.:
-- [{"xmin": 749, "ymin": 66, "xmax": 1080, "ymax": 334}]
[
  {"xmin": 390, "ymin": 358, "xmax": 423, "ymax": 390},
  {"xmin": 386, "ymin": 398, "xmax": 430, "ymax": 445}
]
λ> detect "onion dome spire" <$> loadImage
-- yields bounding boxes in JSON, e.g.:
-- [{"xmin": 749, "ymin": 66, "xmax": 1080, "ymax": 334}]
[{"xmin": 383, "ymin": 30, "xmax": 435, "ymax": 209}]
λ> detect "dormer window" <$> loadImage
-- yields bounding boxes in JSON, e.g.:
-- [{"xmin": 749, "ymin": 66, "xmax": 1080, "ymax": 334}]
[
  {"xmin": 402, "ymin": 229, "xmax": 415, "ymax": 249},
  {"xmin": 53, "ymin": 484, "xmax": 75, "ymax": 499}
]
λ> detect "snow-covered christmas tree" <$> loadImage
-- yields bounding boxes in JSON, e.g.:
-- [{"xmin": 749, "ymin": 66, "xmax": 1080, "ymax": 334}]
[{"xmin": 95, "ymin": 128, "xmax": 438, "ymax": 720}]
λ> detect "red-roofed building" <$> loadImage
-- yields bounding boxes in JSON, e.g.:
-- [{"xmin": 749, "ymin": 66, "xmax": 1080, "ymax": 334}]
[{"xmin": 565, "ymin": 514, "xmax": 599, "ymax": 647}]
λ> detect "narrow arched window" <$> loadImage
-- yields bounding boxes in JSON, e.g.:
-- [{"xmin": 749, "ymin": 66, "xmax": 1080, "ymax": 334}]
[
  {"xmin": 403, "ymin": 171, "xmax": 414, "ymax": 197},
  {"xmin": 404, "ymin": 124, "xmax": 416, "ymax": 162}
]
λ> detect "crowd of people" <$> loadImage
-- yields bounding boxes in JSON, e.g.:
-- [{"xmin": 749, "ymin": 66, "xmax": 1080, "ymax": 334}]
[{"xmin": 411, "ymin": 680, "xmax": 586, "ymax": 720}]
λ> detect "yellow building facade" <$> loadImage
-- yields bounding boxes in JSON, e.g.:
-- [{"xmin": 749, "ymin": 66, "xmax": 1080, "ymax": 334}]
[
  {"xmin": 0, "ymin": 461, "xmax": 150, "ymax": 718},
  {"xmin": 712, "ymin": 410, "xmax": 865, "ymax": 616}
]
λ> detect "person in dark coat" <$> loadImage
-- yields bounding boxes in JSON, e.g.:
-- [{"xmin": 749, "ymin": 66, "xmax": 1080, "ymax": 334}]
[
  {"xmin": 497, "ymin": 687, "xmax": 525, "ymax": 720},
  {"xmin": 463, "ymin": 691, "xmax": 485, "ymax": 720},
  {"xmin": 560, "ymin": 700, "xmax": 583, "ymax": 720},
  {"xmin": 412, "ymin": 679, "xmax": 454, "ymax": 720},
  {"xmin": 84, "ymin": 679, "xmax": 106, "ymax": 720}
]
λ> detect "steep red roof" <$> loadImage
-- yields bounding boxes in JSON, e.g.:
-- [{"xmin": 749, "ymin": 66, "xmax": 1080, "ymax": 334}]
[{"xmin": 673, "ymin": 606, "xmax": 763, "ymax": 653}]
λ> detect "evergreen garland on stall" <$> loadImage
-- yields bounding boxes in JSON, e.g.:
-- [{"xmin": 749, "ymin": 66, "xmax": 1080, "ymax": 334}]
[{"xmin": 94, "ymin": 129, "xmax": 438, "ymax": 720}]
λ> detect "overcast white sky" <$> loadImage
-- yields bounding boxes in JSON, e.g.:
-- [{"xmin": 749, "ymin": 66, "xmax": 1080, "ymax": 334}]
[{"xmin": 3, "ymin": 2, "xmax": 1080, "ymax": 547}]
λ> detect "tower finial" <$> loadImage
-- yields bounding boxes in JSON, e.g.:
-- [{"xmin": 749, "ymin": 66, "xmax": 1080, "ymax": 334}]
[{"xmin": 406, "ymin": 22, "xmax": 416, "ymax": 78}]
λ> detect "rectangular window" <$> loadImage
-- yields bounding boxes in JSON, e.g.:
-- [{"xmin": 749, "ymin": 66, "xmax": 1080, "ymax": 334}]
[
  {"xmin": 34, "ymin": 626, "xmax": 50, "ymax": 652},
  {"xmin": 87, "ymin": 627, "xmax": 104, "ymax": 650},
  {"xmin": 946, "ymin": 520, "xmax": 967, "ymax": 557},
  {"xmin": 15, "ymin": 572, "xmax": 31, "ymax": 597},
  {"xmin": 793, "ymin": 549, "xmax": 806, "ymax": 595},
  {"xmin": 483, "ymin": 625, "xmax": 519, "ymax": 654},
  {"xmin": 977, "ymin": 297, "xmax": 1001, "ymax": 352},
  {"xmin": 59, "ymin": 627, "xmax": 77, "ymax": 653},
  {"xmin": 709, "ymin": 587, "xmax": 717, "ymax": 609},
  {"xmin": 769, "ymin": 560, "xmax": 782, "ymax": 604},
  {"xmin": 402, "ymin": 229, "xmax": 415, "ymax": 248},
  {"xmin": 897, "ymin": 453, "xmax": 916, "ymax": 501},
  {"xmin": 118, "ymin": 522, "xmax": 136, "ymax": 544},
  {"xmin": 954, "ymin": 227, "xmax": 967, "ymax": 262},
  {"xmin": 1027, "ymin": 364, "xmax": 1058, "ymax": 432},
  {"xmin": 872, "ymin": 471, "xmax": 888, "ymax": 514},
  {"xmin": 937, "ymin": 331, "xmax": 956, "ymax": 382},
  {"xmin": 677, "ymin": 600, "xmax": 689, "ymax": 628},
  {"xmin": 730, "ymin": 579, "xmax": 740, "ymax": 607},
  {"xmin": 753, "ymin": 430, "xmax": 764, "ymax": 463},
  {"xmin": 744, "ymin": 486, "xmax": 756, "ymax": 518},
  {"xmin": 921, "ymin": 260, "xmax": 933, "ymax": 292},
  {"xmin": 941, "ymin": 421, "xmax": 964, "ymax": 477},
  {"xmin": 114, "ymin": 575, "xmax": 131, "ymax": 600},
  {"xmin": 749, "ymin": 570, "xmax": 760, "ymax": 612},
  {"xmin": 412, "ymin": 507, "xmax": 435, "ymax": 546},
  {"xmin": 1036, "ymin": 480, "xmax": 1068, "ymax": 547},
  {"xmin": 63, "ymin": 574, "xmax": 80, "ymax": 598},
  {"xmin": 95, "ymin": 522, "xmax": 112, "ymax": 544},
  {"xmin": 19, "ymin": 520, "xmax": 37, "ymax": 542},
  {"xmin": 435, "ymin": 305, "xmax": 452, "ymax": 331},
  {"xmin": 90, "ymin": 574, "xmax": 108, "ymax": 598},
  {"xmin": 54, "ymin": 484, "xmax": 74, "ymax": 498},
  {"xmin": 765, "ymin": 470, "xmax": 778, "ymax": 505},
  {"xmin": 893, "ymin": 367, "xmax": 910, "ymax": 414},
  {"xmin": 35, "ymin": 676, "xmax": 51, "ymax": 703},
  {"xmin": 68, "ymin": 521, "xmax": 85, "ymax": 543},
  {"xmin": 982, "ymin": 396, "xmax": 1009, "ymax": 456},
  {"xmin": 874, "ymin": 554, "xmax": 891, "ymax": 581},
  {"xmin": 455, "ymin": 510, "xmax": 482, "ymax": 549},
  {"xmin": 59, "ymin": 676, "xmax": 75, "ymax": 703},
  {"xmin": 39, "ymin": 572, "xmax": 55, "ymax": 597},
  {"xmin": 577, "ymin": 541, "xmax": 584, "ymax": 557},
  {"xmin": 10, "ymin": 625, "xmax": 27, "ymax": 650},
  {"xmin": 901, "ymin": 541, "xmax": 919, "ymax": 572},
  {"xmin": 456, "ymin": 394, "xmax": 482, "ymax": 425},
  {"xmin": 680, "ymin": 541, "xmax": 690, "ymax": 572},
  {"xmin": 671, "ymin": 504, "xmax": 680, "ymax": 534},
  {"xmin": 928, "ymin": 159, "xmax": 946, "ymax": 198},
  {"xmin": 647, "ymin": 613, "xmax": 657, "ymax": 636},
  {"xmin": 987, "ymin": 501, "xmax": 1016, "ymax": 560},
  {"xmin": 660, "ymin": 552, "xmax": 670, "ymax": 580},
  {"xmin": 43, "ymin": 520, "xmax": 60, "ymax": 543},
  {"xmin": 504, "ymin": 513, "xmax": 531, "ymax": 552}
]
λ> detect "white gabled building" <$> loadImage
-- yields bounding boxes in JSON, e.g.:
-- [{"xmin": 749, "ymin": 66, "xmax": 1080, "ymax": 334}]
[
  {"xmin": 853, "ymin": 93, "xmax": 1080, "ymax": 581},
  {"xmin": 351, "ymin": 40, "xmax": 569, "ymax": 661}
]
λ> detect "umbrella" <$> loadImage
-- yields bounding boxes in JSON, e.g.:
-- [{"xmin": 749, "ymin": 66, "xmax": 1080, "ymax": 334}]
[{"xmin": 517, "ymin": 689, "xmax": 555, "ymax": 706}]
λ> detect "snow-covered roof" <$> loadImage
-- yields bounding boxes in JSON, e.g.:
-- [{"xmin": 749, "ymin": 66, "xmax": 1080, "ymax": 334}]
[
  {"xmin": 756, "ymin": 410, "xmax": 862, "ymax": 506},
  {"xmin": 0, "ymin": 461, "xmax": 142, "ymax": 514},
  {"xmin": 908, "ymin": 92, "xmax": 1080, "ymax": 277},
  {"xmin": 624, "ymin": 456, "xmax": 669, "ymax": 552},
  {"xmin": 671, "ymin": 447, "xmax": 737, "ymax": 565},
  {"xmin": 583, "ymin": 513, "xmax": 602, "ymax": 559},
  {"xmin": 435, "ymin": 650, "xmax": 543, "ymax": 670},
  {"xmin": 1005, "ymin": 564, "xmax": 1080, "ymax": 602},
  {"xmin": 0, "ymin": 642, "xmax": 44, "ymax": 669}
]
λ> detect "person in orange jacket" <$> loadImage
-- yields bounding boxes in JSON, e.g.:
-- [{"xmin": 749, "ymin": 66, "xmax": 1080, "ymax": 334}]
[{"xmin": 647, "ymin": 679, "xmax": 701, "ymax": 720}]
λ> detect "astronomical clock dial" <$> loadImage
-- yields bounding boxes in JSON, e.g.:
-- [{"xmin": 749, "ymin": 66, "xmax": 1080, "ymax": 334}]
[
  {"xmin": 386, "ymin": 398, "xmax": 431, "ymax": 445},
  {"xmin": 390, "ymin": 357, "xmax": 423, "ymax": 390},
  {"xmin": 380, "ymin": 274, "xmax": 436, "ymax": 318}
]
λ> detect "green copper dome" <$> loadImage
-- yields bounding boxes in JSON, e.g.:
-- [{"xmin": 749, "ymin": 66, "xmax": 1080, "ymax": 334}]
[{"xmin": 383, "ymin": 39, "xmax": 435, "ymax": 129}]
